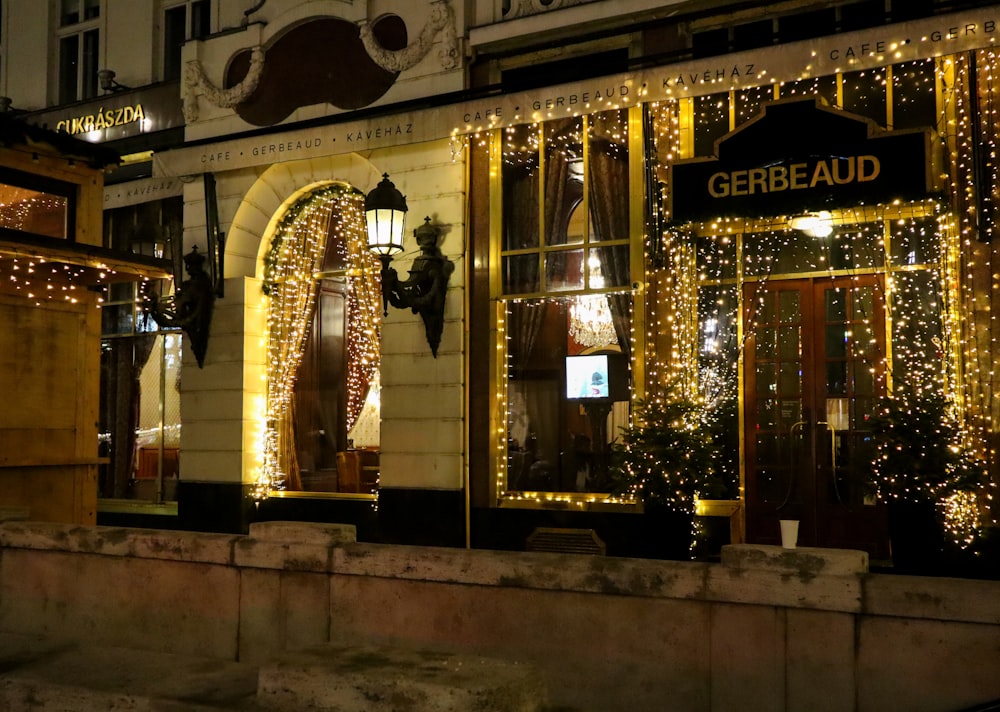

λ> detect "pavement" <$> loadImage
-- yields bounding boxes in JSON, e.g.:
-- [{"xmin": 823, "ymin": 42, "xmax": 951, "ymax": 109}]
[{"xmin": 0, "ymin": 632, "xmax": 552, "ymax": 711}]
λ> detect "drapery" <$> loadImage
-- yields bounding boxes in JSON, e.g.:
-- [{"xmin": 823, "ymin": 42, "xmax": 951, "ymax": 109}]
[
  {"xmin": 261, "ymin": 186, "xmax": 378, "ymax": 493},
  {"xmin": 262, "ymin": 192, "xmax": 337, "ymax": 490},
  {"xmin": 588, "ymin": 110, "xmax": 632, "ymax": 359},
  {"xmin": 101, "ymin": 332, "xmax": 157, "ymax": 498},
  {"xmin": 503, "ymin": 125, "xmax": 541, "ymax": 293}
]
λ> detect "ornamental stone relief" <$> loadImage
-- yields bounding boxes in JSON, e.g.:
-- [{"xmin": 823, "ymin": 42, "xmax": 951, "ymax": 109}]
[{"xmin": 183, "ymin": 0, "xmax": 459, "ymax": 127}]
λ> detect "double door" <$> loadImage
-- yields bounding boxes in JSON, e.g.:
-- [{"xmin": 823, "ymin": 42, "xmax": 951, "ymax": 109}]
[{"xmin": 743, "ymin": 275, "xmax": 889, "ymax": 557}]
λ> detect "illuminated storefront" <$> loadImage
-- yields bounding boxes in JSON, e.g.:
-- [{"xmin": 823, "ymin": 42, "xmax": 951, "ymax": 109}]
[
  {"xmin": 463, "ymin": 12, "xmax": 1000, "ymax": 559},
  {"xmin": 129, "ymin": 4, "xmax": 1000, "ymax": 561}
]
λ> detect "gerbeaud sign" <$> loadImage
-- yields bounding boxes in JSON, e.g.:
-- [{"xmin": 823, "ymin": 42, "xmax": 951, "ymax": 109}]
[{"xmin": 669, "ymin": 98, "xmax": 937, "ymax": 223}]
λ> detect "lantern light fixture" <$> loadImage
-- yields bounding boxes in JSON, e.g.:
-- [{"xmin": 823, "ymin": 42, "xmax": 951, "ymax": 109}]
[{"xmin": 364, "ymin": 173, "xmax": 454, "ymax": 357}]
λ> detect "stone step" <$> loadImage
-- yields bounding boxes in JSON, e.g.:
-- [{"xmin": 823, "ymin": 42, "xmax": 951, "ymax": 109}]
[
  {"xmin": 0, "ymin": 634, "xmax": 259, "ymax": 711},
  {"xmin": 257, "ymin": 641, "xmax": 549, "ymax": 712}
]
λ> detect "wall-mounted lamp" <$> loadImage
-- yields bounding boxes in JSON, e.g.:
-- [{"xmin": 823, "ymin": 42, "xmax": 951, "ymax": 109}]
[
  {"xmin": 98, "ymin": 69, "xmax": 131, "ymax": 92},
  {"xmin": 364, "ymin": 173, "xmax": 453, "ymax": 357},
  {"xmin": 141, "ymin": 176, "xmax": 225, "ymax": 368}
]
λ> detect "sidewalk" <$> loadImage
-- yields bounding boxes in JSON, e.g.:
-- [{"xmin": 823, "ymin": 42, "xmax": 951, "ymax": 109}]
[{"xmin": 0, "ymin": 632, "xmax": 551, "ymax": 711}]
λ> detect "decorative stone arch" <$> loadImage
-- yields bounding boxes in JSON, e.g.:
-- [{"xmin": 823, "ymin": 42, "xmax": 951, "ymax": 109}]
[
  {"xmin": 221, "ymin": 152, "xmax": 384, "ymax": 490},
  {"xmin": 227, "ymin": 152, "xmax": 383, "ymax": 279}
]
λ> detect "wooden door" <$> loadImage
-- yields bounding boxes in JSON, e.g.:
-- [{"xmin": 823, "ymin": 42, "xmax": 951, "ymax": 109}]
[{"xmin": 743, "ymin": 275, "xmax": 889, "ymax": 557}]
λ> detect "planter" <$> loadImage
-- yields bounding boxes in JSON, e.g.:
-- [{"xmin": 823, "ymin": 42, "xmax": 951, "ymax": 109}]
[
  {"xmin": 887, "ymin": 499, "xmax": 946, "ymax": 575},
  {"xmin": 638, "ymin": 503, "xmax": 695, "ymax": 560}
]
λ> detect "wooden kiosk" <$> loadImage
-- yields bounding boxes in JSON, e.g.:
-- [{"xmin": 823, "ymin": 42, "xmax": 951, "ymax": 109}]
[{"xmin": 0, "ymin": 114, "xmax": 171, "ymax": 524}]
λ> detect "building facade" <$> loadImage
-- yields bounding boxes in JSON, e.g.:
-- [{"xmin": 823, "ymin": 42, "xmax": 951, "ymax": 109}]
[{"xmin": 3, "ymin": 0, "xmax": 999, "ymax": 566}]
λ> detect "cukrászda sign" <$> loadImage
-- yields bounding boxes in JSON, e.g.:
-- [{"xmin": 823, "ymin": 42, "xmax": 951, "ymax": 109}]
[{"xmin": 670, "ymin": 98, "xmax": 935, "ymax": 223}]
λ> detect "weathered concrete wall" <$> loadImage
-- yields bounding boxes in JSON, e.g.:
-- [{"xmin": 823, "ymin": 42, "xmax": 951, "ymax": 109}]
[{"xmin": 0, "ymin": 520, "xmax": 998, "ymax": 712}]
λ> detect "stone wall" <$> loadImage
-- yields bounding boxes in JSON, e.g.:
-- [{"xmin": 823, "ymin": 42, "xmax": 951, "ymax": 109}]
[{"xmin": 1, "ymin": 520, "xmax": 998, "ymax": 712}]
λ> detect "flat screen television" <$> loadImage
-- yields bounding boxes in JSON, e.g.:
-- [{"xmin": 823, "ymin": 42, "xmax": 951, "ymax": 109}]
[{"xmin": 565, "ymin": 353, "xmax": 628, "ymax": 402}]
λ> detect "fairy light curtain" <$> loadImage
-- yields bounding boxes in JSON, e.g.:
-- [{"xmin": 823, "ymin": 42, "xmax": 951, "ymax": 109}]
[
  {"xmin": 953, "ymin": 49, "xmax": 1000, "ymax": 518},
  {"xmin": 259, "ymin": 184, "xmax": 378, "ymax": 493}
]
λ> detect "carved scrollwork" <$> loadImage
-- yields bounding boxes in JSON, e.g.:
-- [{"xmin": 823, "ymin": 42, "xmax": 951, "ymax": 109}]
[
  {"xmin": 183, "ymin": 45, "xmax": 265, "ymax": 122},
  {"xmin": 504, "ymin": 0, "xmax": 591, "ymax": 21},
  {"xmin": 358, "ymin": 0, "xmax": 459, "ymax": 73}
]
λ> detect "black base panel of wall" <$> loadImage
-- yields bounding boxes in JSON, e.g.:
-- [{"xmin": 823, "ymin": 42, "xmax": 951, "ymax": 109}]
[
  {"xmin": 376, "ymin": 488, "xmax": 466, "ymax": 548},
  {"xmin": 471, "ymin": 507, "xmax": 721, "ymax": 561},
  {"xmin": 176, "ymin": 481, "xmax": 257, "ymax": 534},
  {"xmin": 97, "ymin": 511, "xmax": 185, "ymax": 530},
  {"xmin": 98, "ymin": 484, "xmax": 465, "ymax": 546}
]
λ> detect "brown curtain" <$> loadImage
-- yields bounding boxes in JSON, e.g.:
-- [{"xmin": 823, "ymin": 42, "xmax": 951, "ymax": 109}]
[
  {"xmin": 588, "ymin": 111, "xmax": 632, "ymax": 359},
  {"xmin": 101, "ymin": 332, "xmax": 157, "ymax": 498}
]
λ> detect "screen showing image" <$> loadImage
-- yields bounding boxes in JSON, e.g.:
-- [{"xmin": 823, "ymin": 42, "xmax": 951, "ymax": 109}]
[{"xmin": 566, "ymin": 354, "xmax": 610, "ymax": 400}]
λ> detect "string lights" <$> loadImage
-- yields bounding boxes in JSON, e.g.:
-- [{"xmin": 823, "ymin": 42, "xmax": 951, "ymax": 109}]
[
  {"xmin": 481, "ymin": 50, "xmax": 1000, "ymax": 558},
  {"xmin": 255, "ymin": 184, "xmax": 380, "ymax": 498}
]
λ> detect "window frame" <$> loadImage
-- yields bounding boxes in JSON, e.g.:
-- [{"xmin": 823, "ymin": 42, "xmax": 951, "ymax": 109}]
[
  {"xmin": 56, "ymin": 0, "xmax": 101, "ymax": 104},
  {"xmin": 0, "ymin": 166, "xmax": 77, "ymax": 242},
  {"xmin": 490, "ymin": 106, "xmax": 646, "ymax": 507},
  {"xmin": 162, "ymin": 0, "xmax": 211, "ymax": 82}
]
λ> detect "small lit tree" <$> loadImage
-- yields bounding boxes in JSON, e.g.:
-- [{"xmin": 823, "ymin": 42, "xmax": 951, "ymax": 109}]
[
  {"xmin": 869, "ymin": 390, "xmax": 987, "ymax": 551},
  {"xmin": 869, "ymin": 391, "xmax": 983, "ymax": 503},
  {"xmin": 611, "ymin": 391, "xmax": 736, "ymax": 514}
]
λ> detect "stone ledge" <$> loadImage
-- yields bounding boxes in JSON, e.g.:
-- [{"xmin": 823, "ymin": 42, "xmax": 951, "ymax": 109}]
[
  {"xmin": 248, "ymin": 521, "xmax": 356, "ymax": 546},
  {"xmin": 0, "ymin": 521, "xmax": 241, "ymax": 565},
  {"xmin": 721, "ymin": 543, "xmax": 870, "ymax": 576},
  {"xmin": 235, "ymin": 522, "xmax": 358, "ymax": 572}
]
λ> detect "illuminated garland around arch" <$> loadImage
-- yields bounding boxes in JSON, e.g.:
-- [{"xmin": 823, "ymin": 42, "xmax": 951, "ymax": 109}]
[{"xmin": 254, "ymin": 184, "xmax": 381, "ymax": 498}]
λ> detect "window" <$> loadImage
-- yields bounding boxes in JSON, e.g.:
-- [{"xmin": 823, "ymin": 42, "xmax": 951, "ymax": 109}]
[
  {"xmin": 164, "ymin": 0, "xmax": 210, "ymax": 82},
  {"xmin": 58, "ymin": 0, "xmax": 100, "ymax": 103},
  {"xmin": 498, "ymin": 109, "xmax": 635, "ymax": 496},
  {"xmin": 98, "ymin": 198, "xmax": 183, "ymax": 504},
  {"xmin": 0, "ymin": 167, "xmax": 74, "ymax": 240}
]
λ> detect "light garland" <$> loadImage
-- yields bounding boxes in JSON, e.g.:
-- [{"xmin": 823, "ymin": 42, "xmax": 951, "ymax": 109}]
[
  {"xmin": 483, "ymin": 51, "xmax": 1000, "ymax": 558},
  {"xmin": 256, "ymin": 185, "xmax": 380, "ymax": 497}
]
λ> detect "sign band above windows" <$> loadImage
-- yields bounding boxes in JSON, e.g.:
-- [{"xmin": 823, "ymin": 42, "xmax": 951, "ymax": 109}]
[{"xmin": 154, "ymin": 7, "xmax": 996, "ymax": 177}]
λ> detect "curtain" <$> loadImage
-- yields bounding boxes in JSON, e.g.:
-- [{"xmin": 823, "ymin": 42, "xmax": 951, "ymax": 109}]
[
  {"xmin": 543, "ymin": 118, "xmax": 577, "ymax": 247},
  {"xmin": 337, "ymin": 195, "xmax": 381, "ymax": 431},
  {"xmin": 262, "ymin": 186, "xmax": 377, "ymax": 492},
  {"xmin": 263, "ymin": 194, "xmax": 335, "ymax": 490},
  {"xmin": 101, "ymin": 332, "xmax": 156, "ymax": 498},
  {"xmin": 588, "ymin": 110, "xmax": 632, "ymax": 359}
]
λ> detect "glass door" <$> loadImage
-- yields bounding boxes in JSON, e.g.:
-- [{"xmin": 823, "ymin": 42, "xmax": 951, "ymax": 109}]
[{"xmin": 743, "ymin": 275, "xmax": 889, "ymax": 556}]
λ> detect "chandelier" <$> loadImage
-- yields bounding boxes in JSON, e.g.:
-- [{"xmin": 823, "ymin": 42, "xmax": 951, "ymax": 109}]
[
  {"xmin": 570, "ymin": 295, "xmax": 618, "ymax": 348},
  {"xmin": 570, "ymin": 252, "xmax": 618, "ymax": 348}
]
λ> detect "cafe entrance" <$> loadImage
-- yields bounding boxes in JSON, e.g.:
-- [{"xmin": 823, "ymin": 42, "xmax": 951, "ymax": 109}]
[
  {"xmin": 743, "ymin": 273, "xmax": 887, "ymax": 554},
  {"xmin": 691, "ymin": 202, "xmax": 948, "ymax": 559}
]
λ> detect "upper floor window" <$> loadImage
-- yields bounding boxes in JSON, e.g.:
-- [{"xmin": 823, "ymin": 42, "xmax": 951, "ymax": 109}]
[
  {"xmin": 163, "ymin": 0, "xmax": 210, "ymax": 82},
  {"xmin": 58, "ymin": 0, "xmax": 100, "ymax": 103},
  {"xmin": 60, "ymin": 0, "xmax": 99, "ymax": 26}
]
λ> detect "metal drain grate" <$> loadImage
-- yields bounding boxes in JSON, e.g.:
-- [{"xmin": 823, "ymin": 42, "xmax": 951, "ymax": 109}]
[{"xmin": 526, "ymin": 527, "xmax": 606, "ymax": 556}]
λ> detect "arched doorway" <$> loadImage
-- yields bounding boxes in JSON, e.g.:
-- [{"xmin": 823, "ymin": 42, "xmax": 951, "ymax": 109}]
[{"xmin": 257, "ymin": 183, "xmax": 382, "ymax": 496}]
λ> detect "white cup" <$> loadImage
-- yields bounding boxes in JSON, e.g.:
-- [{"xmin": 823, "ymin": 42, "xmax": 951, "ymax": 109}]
[{"xmin": 779, "ymin": 519, "xmax": 799, "ymax": 549}]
